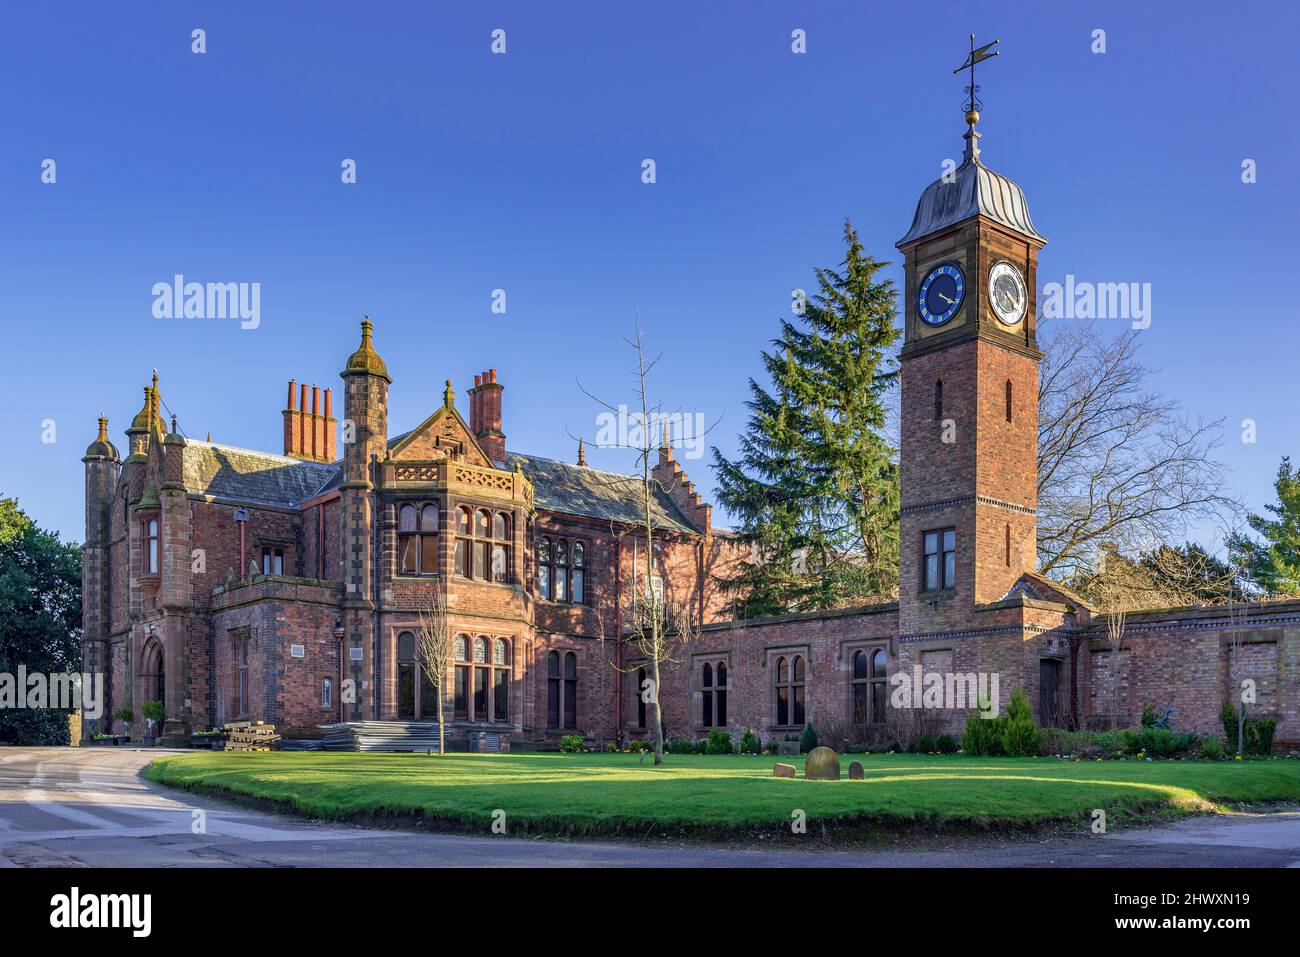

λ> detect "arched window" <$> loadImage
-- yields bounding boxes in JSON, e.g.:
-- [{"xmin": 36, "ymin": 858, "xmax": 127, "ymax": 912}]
[
  {"xmin": 775, "ymin": 654, "xmax": 805, "ymax": 727},
  {"xmin": 702, "ymin": 663, "xmax": 713, "ymax": 728},
  {"xmin": 455, "ymin": 506, "xmax": 510, "ymax": 583},
  {"xmin": 454, "ymin": 507, "xmax": 471, "ymax": 576},
  {"xmin": 716, "ymin": 662, "xmax": 727, "ymax": 727},
  {"xmin": 851, "ymin": 650, "xmax": 870, "ymax": 725},
  {"xmin": 935, "ymin": 380, "xmax": 943, "ymax": 421},
  {"xmin": 1005, "ymin": 523, "xmax": 1012, "ymax": 567},
  {"xmin": 538, "ymin": 535, "xmax": 586, "ymax": 604},
  {"xmin": 636, "ymin": 666, "xmax": 647, "ymax": 728},
  {"xmin": 472, "ymin": 636, "xmax": 488, "ymax": 720},
  {"xmin": 537, "ymin": 537, "xmax": 552, "ymax": 599},
  {"xmin": 454, "ymin": 634, "xmax": 470, "ymax": 720},
  {"xmin": 492, "ymin": 638, "xmax": 510, "ymax": 721},
  {"xmin": 702, "ymin": 661, "xmax": 727, "ymax": 728},
  {"xmin": 145, "ymin": 518, "xmax": 159, "ymax": 574},
  {"xmin": 398, "ymin": 502, "xmax": 440, "ymax": 575},
  {"xmin": 546, "ymin": 650, "xmax": 577, "ymax": 729},
  {"xmin": 397, "ymin": 630, "xmax": 416, "ymax": 719},
  {"xmin": 870, "ymin": 649, "xmax": 888, "ymax": 724},
  {"xmin": 1005, "ymin": 379, "xmax": 1013, "ymax": 423},
  {"xmin": 491, "ymin": 513, "xmax": 510, "ymax": 583},
  {"xmin": 322, "ymin": 678, "xmax": 333, "ymax": 709},
  {"xmin": 571, "ymin": 541, "xmax": 585, "ymax": 603}
]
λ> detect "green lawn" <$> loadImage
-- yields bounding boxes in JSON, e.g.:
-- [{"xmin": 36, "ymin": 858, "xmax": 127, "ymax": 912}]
[{"xmin": 144, "ymin": 751, "xmax": 1300, "ymax": 839}]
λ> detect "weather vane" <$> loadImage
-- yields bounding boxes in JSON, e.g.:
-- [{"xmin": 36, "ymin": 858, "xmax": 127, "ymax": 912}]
[{"xmin": 953, "ymin": 35, "xmax": 999, "ymax": 127}]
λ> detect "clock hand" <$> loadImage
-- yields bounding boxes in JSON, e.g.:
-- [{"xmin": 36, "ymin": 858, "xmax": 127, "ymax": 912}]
[{"xmin": 937, "ymin": 292, "xmax": 953, "ymax": 305}]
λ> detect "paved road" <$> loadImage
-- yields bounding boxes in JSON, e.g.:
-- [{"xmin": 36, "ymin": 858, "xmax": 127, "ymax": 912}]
[{"xmin": 1, "ymin": 746, "xmax": 1298, "ymax": 867}]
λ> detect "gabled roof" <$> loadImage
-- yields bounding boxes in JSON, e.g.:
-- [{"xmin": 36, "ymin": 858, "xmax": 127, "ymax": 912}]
[
  {"xmin": 506, "ymin": 452, "xmax": 700, "ymax": 535},
  {"xmin": 179, "ymin": 439, "xmax": 339, "ymax": 508}
]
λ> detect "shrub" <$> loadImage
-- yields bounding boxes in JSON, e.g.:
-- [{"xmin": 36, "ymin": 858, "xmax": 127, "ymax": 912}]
[
  {"xmin": 739, "ymin": 729, "xmax": 761, "ymax": 755},
  {"xmin": 1199, "ymin": 735, "xmax": 1225, "ymax": 760},
  {"xmin": 1140, "ymin": 705, "xmax": 1158, "ymax": 729},
  {"xmin": 140, "ymin": 700, "xmax": 165, "ymax": 725},
  {"xmin": 603, "ymin": 742, "xmax": 618, "ymax": 753},
  {"xmin": 960, "ymin": 713, "xmax": 1006, "ymax": 756},
  {"xmin": 1247, "ymin": 718, "xmax": 1277, "ymax": 756},
  {"xmin": 112, "ymin": 705, "xmax": 134, "ymax": 724},
  {"xmin": 559, "ymin": 734, "xmax": 584, "ymax": 752},
  {"xmin": 706, "ymin": 729, "xmax": 733, "ymax": 754},
  {"xmin": 625, "ymin": 738, "xmax": 649, "ymax": 752},
  {"xmin": 693, "ymin": 739, "xmax": 708, "ymax": 754},
  {"xmin": 763, "ymin": 740, "xmax": 780, "ymax": 755},
  {"xmin": 1222, "ymin": 701, "xmax": 1278, "ymax": 755},
  {"xmin": 800, "ymin": 723, "xmax": 819, "ymax": 753},
  {"xmin": 667, "ymin": 738, "xmax": 693, "ymax": 754},
  {"xmin": 1138, "ymin": 727, "xmax": 1196, "ymax": 758},
  {"xmin": 1221, "ymin": 699, "xmax": 1239, "ymax": 749},
  {"xmin": 933, "ymin": 734, "xmax": 959, "ymax": 754},
  {"xmin": 1000, "ymin": 687, "xmax": 1044, "ymax": 757}
]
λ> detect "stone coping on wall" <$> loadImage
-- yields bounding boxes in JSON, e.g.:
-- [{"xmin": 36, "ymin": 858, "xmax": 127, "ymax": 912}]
[
  {"xmin": 210, "ymin": 575, "xmax": 343, "ymax": 611},
  {"xmin": 1082, "ymin": 598, "xmax": 1300, "ymax": 638}
]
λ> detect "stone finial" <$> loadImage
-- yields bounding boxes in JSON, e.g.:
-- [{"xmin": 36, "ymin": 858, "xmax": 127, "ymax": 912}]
[
  {"xmin": 443, "ymin": 379, "xmax": 455, "ymax": 409},
  {"xmin": 577, "ymin": 438, "xmax": 586, "ymax": 466},
  {"xmin": 341, "ymin": 315, "xmax": 392, "ymax": 382}
]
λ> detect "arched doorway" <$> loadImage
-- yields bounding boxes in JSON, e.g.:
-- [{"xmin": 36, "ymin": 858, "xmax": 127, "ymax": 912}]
[{"xmin": 140, "ymin": 638, "xmax": 165, "ymax": 711}]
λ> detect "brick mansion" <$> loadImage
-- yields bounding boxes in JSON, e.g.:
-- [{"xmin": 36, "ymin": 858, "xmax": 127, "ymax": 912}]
[{"xmin": 80, "ymin": 122, "xmax": 1300, "ymax": 749}]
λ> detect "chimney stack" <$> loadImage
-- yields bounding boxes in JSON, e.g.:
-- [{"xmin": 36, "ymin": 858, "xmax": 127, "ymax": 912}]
[
  {"xmin": 467, "ymin": 368, "xmax": 505, "ymax": 463},
  {"xmin": 283, "ymin": 379, "xmax": 337, "ymax": 463}
]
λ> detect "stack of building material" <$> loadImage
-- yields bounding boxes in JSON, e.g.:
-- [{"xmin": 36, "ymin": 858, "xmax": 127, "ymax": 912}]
[
  {"xmin": 223, "ymin": 721, "xmax": 280, "ymax": 751},
  {"xmin": 318, "ymin": 721, "xmax": 441, "ymax": 752}
]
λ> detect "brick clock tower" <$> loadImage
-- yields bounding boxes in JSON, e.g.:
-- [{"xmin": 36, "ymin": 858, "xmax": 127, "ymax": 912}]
[{"xmin": 895, "ymin": 110, "xmax": 1046, "ymax": 639}]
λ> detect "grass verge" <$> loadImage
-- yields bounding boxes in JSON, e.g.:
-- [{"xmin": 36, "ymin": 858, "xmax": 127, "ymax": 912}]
[{"xmin": 144, "ymin": 751, "xmax": 1300, "ymax": 841}]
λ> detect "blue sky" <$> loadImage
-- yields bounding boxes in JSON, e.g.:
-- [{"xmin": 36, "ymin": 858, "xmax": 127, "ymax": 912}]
[{"xmin": 2, "ymin": 0, "xmax": 1296, "ymax": 545}]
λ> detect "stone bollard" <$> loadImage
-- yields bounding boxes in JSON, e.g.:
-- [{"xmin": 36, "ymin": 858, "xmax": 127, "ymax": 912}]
[
  {"xmin": 804, "ymin": 746, "xmax": 841, "ymax": 780},
  {"xmin": 772, "ymin": 763, "xmax": 796, "ymax": 778}
]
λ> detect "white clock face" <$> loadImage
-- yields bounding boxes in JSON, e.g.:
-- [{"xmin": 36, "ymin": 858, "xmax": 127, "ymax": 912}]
[{"xmin": 988, "ymin": 261, "xmax": 1027, "ymax": 326}]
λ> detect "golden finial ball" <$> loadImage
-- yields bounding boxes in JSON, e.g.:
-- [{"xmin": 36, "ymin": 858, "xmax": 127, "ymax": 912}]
[{"xmin": 965, "ymin": 109, "xmax": 980, "ymax": 126}]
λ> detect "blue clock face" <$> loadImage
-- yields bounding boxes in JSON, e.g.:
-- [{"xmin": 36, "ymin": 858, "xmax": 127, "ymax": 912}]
[{"xmin": 918, "ymin": 262, "xmax": 965, "ymax": 326}]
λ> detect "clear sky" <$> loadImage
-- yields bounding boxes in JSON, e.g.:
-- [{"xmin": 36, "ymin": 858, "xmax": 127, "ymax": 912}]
[{"xmin": 2, "ymin": 0, "xmax": 1296, "ymax": 545}]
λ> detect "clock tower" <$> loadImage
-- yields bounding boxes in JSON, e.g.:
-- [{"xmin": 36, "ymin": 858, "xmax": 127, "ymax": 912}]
[{"xmin": 895, "ymin": 95, "xmax": 1046, "ymax": 637}]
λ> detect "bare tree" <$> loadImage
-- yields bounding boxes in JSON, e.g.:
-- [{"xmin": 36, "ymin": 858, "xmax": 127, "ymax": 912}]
[
  {"xmin": 1225, "ymin": 559, "xmax": 1251, "ymax": 756},
  {"xmin": 575, "ymin": 319, "xmax": 706, "ymax": 765},
  {"xmin": 1037, "ymin": 320, "xmax": 1237, "ymax": 579},
  {"xmin": 416, "ymin": 589, "xmax": 452, "ymax": 755}
]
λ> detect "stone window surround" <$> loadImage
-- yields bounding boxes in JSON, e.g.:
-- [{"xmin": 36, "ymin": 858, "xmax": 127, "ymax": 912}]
[
  {"xmin": 692, "ymin": 651, "xmax": 731, "ymax": 732},
  {"xmin": 765, "ymin": 643, "xmax": 811, "ymax": 731}
]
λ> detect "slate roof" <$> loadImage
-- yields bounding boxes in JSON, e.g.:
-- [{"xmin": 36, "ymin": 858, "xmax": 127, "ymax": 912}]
[
  {"xmin": 180, "ymin": 440, "xmax": 339, "ymax": 507},
  {"xmin": 506, "ymin": 452, "xmax": 700, "ymax": 535},
  {"xmin": 177, "ymin": 435, "xmax": 700, "ymax": 533}
]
